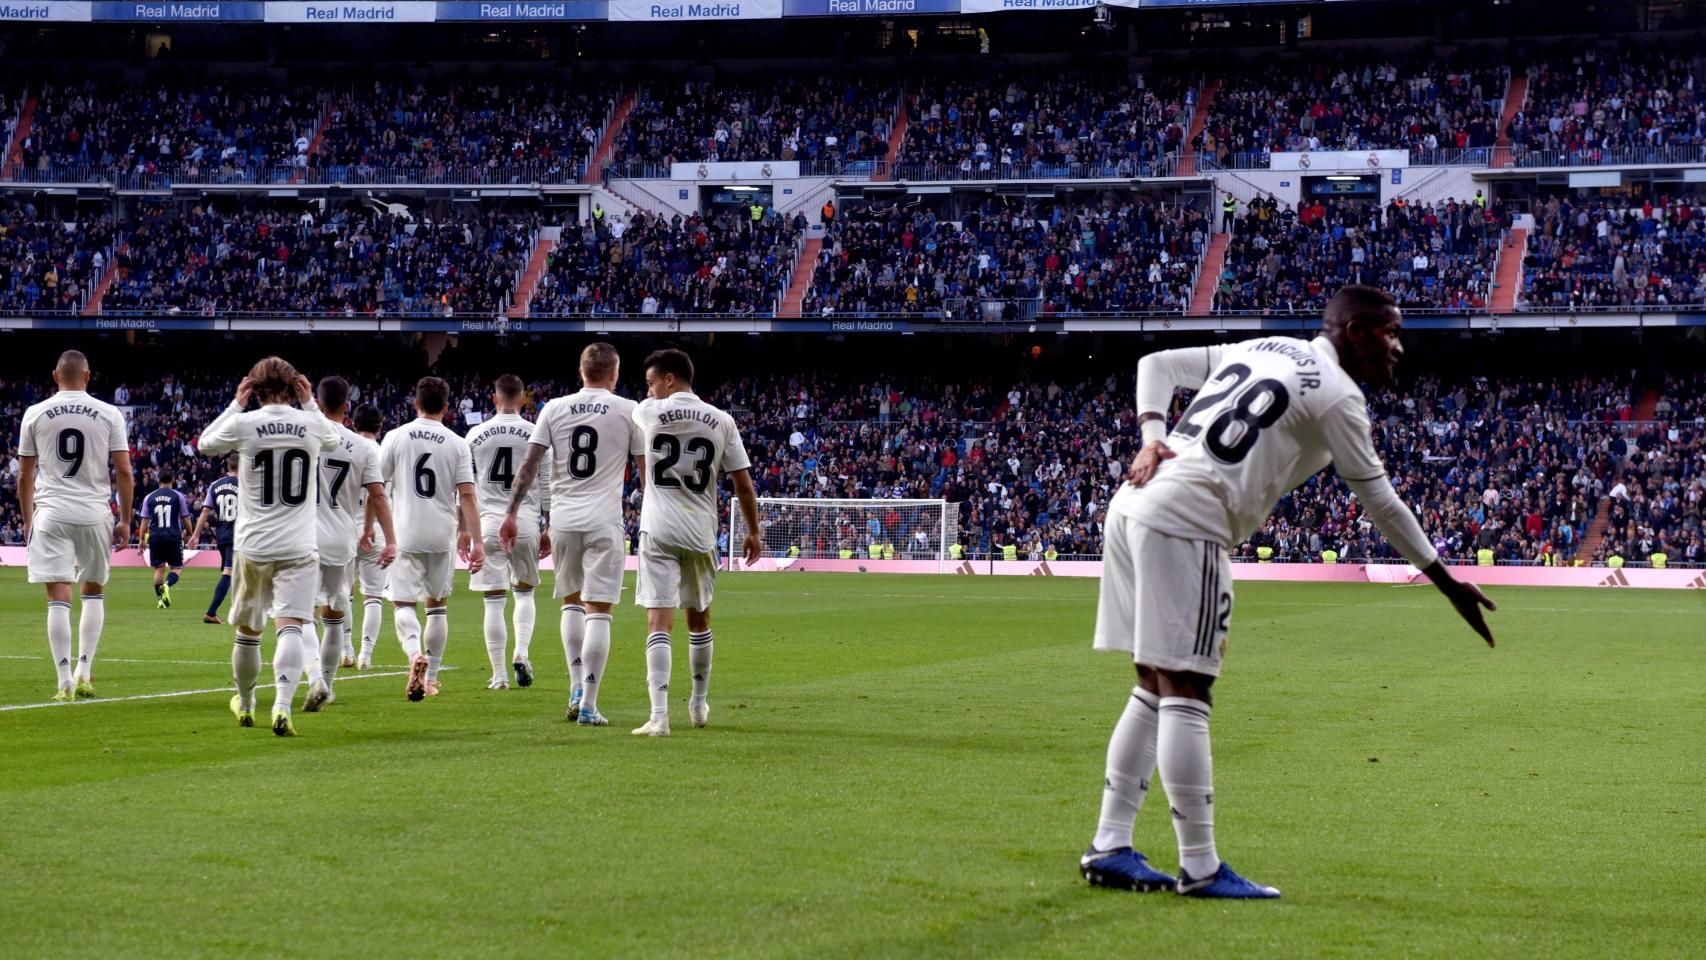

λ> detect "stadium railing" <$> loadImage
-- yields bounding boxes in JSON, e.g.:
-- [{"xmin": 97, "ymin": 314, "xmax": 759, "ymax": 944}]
[{"xmin": 1, "ymin": 161, "xmax": 590, "ymax": 188}]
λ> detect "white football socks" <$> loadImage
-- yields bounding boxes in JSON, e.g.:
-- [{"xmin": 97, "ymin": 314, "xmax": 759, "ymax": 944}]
[
  {"xmin": 302, "ymin": 620, "xmax": 322, "ymax": 684},
  {"xmin": 1158, "ymin": 697, "xmax": 1219, "ymax": 880},
  {"xmin": 273, "ymin": 625, "xmax": 305, "ymax": 715},
  {"xmin": 423, "ymin": 607, "xmax": 448, "ymax": 681},
  {"xmin": 581, "ymin": 612, "xmax": 612, "ymax": 713},
  {"xmin": 76, "ymin": 594, "xmax": 104, "ymax": 682},
  {"xmin": 483, "ymin": 594, "xmax": 509, "ymax": 682},
  {"xmin": 394, "ymin": 604, "xmax": 422, "ymax": 660},
  {"xmin": 688, "ymin": 630, "xmax": 713, "ymax": 704},
  {"xmin": 320, "ymin": 614, "xmax": 346, "ymax": 686},
  {"xmin": 1092, "ymin": 687, "xmax": 1161, "ymax": 853},
  {"xmin": 232, "ymin": 632, "xmax": 262, "ymax": 709},
  {"xmin": 645, "ymin": 631, "xmax": 671, "ymax": 719},
  {"xmin": 562, "ymin": 603, "xmax": 586, "ymax": 693},
  {"xmin": 47, "ymin": 601, "xmax": 73, "ymax": 687},
  {"xmin": 513, "ymin": 588, "xmax": 536, "ymax": 661},
  {"xmin": 360, "ymin": 597, "xmax": 383, "ymax": 660}
]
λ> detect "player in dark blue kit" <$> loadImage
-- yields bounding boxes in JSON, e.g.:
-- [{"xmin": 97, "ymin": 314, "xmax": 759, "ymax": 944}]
[
  {"xmin": 137, "ymin": 470, "xmax": 193, "ymax": 609},
  {"xmin": 188, "ymin": 454, "xmax": 240, "ymax": 624}
]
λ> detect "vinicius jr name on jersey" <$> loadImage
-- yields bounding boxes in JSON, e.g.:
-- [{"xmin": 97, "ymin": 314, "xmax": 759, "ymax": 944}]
[{"xmin": 1247, "ymin": 340, "xmax": 1325, "ymax": 394}]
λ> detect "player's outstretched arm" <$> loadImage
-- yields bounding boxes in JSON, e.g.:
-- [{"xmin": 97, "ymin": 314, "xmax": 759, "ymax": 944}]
[
  {"xmin": 499, "ymin": 442, "xmax": 548, "ymax": 551},
  {"xmin": 1419, "ymin": 561, "xmax": 1497, "ymax": 647},
  {"xmin": 730, "ymin": 468, "xmax": 762, "ymax": 565}
]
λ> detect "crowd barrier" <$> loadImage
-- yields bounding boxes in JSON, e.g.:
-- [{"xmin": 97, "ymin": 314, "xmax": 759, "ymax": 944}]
[{"xmin": 5, "ymin": 549, "xmax": 1703, "ymax": 590}]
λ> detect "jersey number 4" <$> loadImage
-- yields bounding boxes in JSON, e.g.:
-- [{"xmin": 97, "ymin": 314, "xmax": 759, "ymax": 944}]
[
  {"xmin": 1171, "ymin": 363, "xmax": 1291, "ymax": 464},
  {"xmin": 652, "ymin": 436, "xmax": 713, "ymax": 493}
]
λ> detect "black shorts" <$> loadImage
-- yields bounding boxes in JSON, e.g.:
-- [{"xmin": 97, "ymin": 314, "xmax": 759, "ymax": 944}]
[
  {"xmin": 217, "ymin": 542, "xmax": 234, "ymax": 568},
  {"xmin": 148, "ymin": 536, "xmax": 185, "ymax": 569}
]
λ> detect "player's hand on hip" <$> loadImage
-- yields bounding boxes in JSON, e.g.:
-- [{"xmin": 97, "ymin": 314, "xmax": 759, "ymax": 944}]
[
  {"xmin": 742, "ymin": 533, "xmax": 763, "ymax": 566},
  {"xmin": 1125, "ymin": 440, "xmax": 1176, "ymax": 487},
  {"xmin": 378, "ymin": 543, "xmax": 397, "ymax": 568},
  {"xmin": 1445, "ymin": 579, "xmax": 1497, "ymax": 648},
  {"xmin": 497, "ymin": 514, "xmax": 518, "ymax": 552}
]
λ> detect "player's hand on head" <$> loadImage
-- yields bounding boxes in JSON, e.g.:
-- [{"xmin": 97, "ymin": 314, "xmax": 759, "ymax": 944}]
[
  {"xmin": 234, "ymin": 378, "xmax": 254, "ymax": 408},
  {"xmin": 292, "ymin": 375, "xmax": 313, "ymax": 405},
  {"xmin": 1125, "ymin": 440, "xmax": 1176, "ymax": 487}
]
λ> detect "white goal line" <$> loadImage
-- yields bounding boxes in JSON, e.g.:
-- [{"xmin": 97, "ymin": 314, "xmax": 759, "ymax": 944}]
[{"xmin": 0, "ymin": 666, "xmax": 454, "ymax": 713}]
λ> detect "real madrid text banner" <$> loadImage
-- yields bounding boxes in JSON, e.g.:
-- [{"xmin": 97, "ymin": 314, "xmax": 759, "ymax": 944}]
[
  {"xmin": 781, "ymin": 0, "xmax": 959, "ymax": 15},
  {"xmin": 607, "ymin": 0, "xmax": 780, "ymax": 20},
  {"xmin": 0, "ymin": 1, "xmax": 91, "ymax": 20},
  {"xmin": 264, "ymin": 0, "xmax": 437, "ymax": 21},
  {"xmin": 958, "ymin": 0, "xmax": 1135, "ymax": 13},
  {"xmin": 1270, "ymin": 150, "xmax": 1410, "ymax": 171},
  {"xmin": 92, "ymin": 2, "xmax": 264, "ymax": 19},
  {"xmin": 435, "ymin": 1, "xmax": 607, "ymax": 19}
]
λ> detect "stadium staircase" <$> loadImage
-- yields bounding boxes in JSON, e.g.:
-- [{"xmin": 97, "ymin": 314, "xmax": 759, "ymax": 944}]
[
  {"xmin": 872, "ymin": 95, "xmax": 909, "ymax": 182},
  {"xmin": 778, "ymin": 238, "xmax": 822, "ymax": 317},
  {"xmin": 1573, "ymin": 389, "xmax": 1661, "ymax": 562},
  {"xmin": 506, "ymin": 234, "xmax": 557, "ymax": 319},
  {"xmin": 1186, "ymin": 232, "xmax": 1229, "ymax": 316},
  {"xmin": 3, "ymin": 93, "xmax": 37, "ymax": 181},
  {"xmin": 1493, "ymin": 73, "xmax": 1528, "ymax": 168},
  {"xmin": 81, "ymin": 244, "xmax": 124, "ymax": 316},
  {"xmin": 1176, "ymin": 80, "xmax": 1219, "ymax": 177},
  {"xmin": 1489, "ymin": 228, "xmax": 1527, "ymax": 313},
  {"xmin": 583, "ymin": 92, "xmax": 636, "ymax": 184}
]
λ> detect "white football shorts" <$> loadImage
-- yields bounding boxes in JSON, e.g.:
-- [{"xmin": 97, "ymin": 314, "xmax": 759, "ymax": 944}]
[
  {"xmin": 27, "ymin": 517, "xmax": 113, "ymax": 586},
  {"xmin": 385, "ymin": 550, "xmax": 455, "ymax": 603},
  {"xmin": 469, "ymin": 534, "xmax": 541, "ymax": 592},
  {"xmin": 635, "ymin": 534, "xmax": 717, "ymax": 612},
  {"xmin": 230, "ymin": 553, "xmax": 318, "ymax": 631},
  {"xmin": 316, "ymin": 561, "xmax": 354, "ymax": 613},
  {"xmin": 1093, "ymin": 511, "xmax": 1233, "ymax": 677},
  {"xmin": 552, "ymin": 525, "xmax": 626, "ymax": 605}
]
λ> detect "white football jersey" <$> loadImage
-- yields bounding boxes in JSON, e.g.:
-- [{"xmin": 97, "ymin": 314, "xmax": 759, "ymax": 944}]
[
  {"xmin": 18, "ymin": 390, "xmax": 129, "ymax": 526},
  {"xmin": 532, "ymin": 388, "xmax": 642, "ymax": 533},
  {"xmin": 378, "ymin": 417, "xmax": 474, "ymax": 554},
  {"xmin": 1119, "ymin": 335, "xmax": 1388, "ymax": 547},
  {"xmin": 198, "ymin": 402, "xmax": 339, "ymax": 562},
  {"xmin": 633, "ymin": 391, "xmax": 751, "ymax": 554},
  {"xmin": 467, "ymin": 412, "xmax": 547, "ymax": 535},
  {"xmin": 316, "ymin": 422, "xmax": 383, "ymax": 566}
]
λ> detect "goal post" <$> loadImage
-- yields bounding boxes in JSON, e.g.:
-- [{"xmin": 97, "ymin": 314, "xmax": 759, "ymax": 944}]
[{"xmin": 728, "ymin": 498, "xmax": 960, "ymax": 573}]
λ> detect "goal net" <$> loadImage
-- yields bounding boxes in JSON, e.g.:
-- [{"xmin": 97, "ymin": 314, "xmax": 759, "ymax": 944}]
[{"xmin": 729, "ymin": 498, "xmax": 960, "ymax": 572}]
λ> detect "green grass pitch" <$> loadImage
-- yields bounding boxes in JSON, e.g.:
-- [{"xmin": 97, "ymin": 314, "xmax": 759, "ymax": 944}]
[{"xmin": 0, "ymin": 569, "xmax": 1702, "ymax": 959}]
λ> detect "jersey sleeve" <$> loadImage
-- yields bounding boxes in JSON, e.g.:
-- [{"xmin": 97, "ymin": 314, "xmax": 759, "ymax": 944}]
[
  {"xmin": 1135, "ymin": 344, "xmax": 1233, "ymax": 444},
  {"xmin": 627, "ymin": 413, "xmax": 645, "ymax": 456},
  {"xmin": 377, "ymin": 431, "xmax": 398, "ymax": 481},
  {"xmin": 17, "ymin": 409, "xmax": 37, "ymax": 457},
  {"xmin": 720, "ymin": 415, "xmax": 752, "ymax": 473},
  {"xmin": 359, "ymin": 441, "xmax": 383, "ymax": 488},
  {"xmin": 1318, "ymin": 396, "xmax": 1386, "ymax": 483},
  {"xmin": 316, "ymin": 413, "xmax": 338, "ymax": 452},
  {"xmin": 452, "ymin": 439, "xmax": 475, "ymax": 487},
  {"xmin": 204, "ymin": 484, "xmax": 218, "ymax": 507},
  {"xmin": 197, "ymin": 403, "xmax": 246, "ymax": 455},
  {"xmin": 105, "ymin": 407, "xmax": 129, "ymax": 453},
  {"xmin": 529, "ymin": 403, "xmax": 555, "ymax": 449}
]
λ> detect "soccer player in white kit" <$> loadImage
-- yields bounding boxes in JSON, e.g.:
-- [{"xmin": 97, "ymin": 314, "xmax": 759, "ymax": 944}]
[
  {"xmin": 466, "ymin": 374, "xmax": 549, "ymax": 691},
  {"xmin": 17, "ymin": 350, "xmax": 133, "ymax": 701},
  {"xmin": 350, "ymin": 403, "xmax": 388, "ymax": 670},
  {"xmin": 500, "ymin": 343, "xmax": 644, "ymax": 726},
  {"xmin": 302, "ymin": 377, "xmax": 397, "ymax": 712},
  {"xmin": 628, "ymin": 349, "xmax": 763, "ymax": 738},
  {"xmin": 378, "ymin": 376, "xmax": 483, "ymax": 702},
  {"xmin": 1080, "ymin": 286, "xmax": 1497, "ymax": 898},
  {"xmin": 197, "ymin": 357, "xmax": 339, "ymax": 737}
]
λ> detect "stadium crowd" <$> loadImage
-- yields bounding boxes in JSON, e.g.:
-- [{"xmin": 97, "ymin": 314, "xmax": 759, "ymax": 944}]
[
  {"xmin": 610, "ymin": 78, "xmax": 894, "ymax": 174},
  {"xmin": 1, "ymin": 362, "xmax": 1700, "ymax": 567},
  {"xmin": 530, "ymin": 208, "xmax": 802, "ymax": 316},
  {"xmin": 1197, "ymin": 55, "xmax": 1505, "ymax": 163},
  {"xmin": 1213, "ymin": 195, "xmax": 1499, "ymax": 313},
  {"xmin": 101, "ymin": 204, "xmax": 536, "ymax": 316},
  {"xmin": 897, "ymin": 68, "xmax": 1194, "ymax": 179},
  {"xmin": 1506, "ymin": 47, "xmax": 1706, "ymax": 162},
  {"xmin": 1517, "ymin": 193, "xmax": 1706, "ymax": 310},
  {"xmin": 0, "ymin": 205, "xmax": 118, "ymax": 313},
  {"xmin": 802, "ymin": 200, "xmax": 1210, "ymax": 317}
]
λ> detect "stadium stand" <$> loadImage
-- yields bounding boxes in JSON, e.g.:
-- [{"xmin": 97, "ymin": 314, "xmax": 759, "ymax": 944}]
[
  {"xmin": 0, "ymin": 205, "xmax": 117, "ymax": 313},
  {"xmin": 1506, "ymin": 46, "xmax": 1706, "ymax": 166},
  {"xmin": 1517, "ymin": 193, "xmax": 1706, "ymax": 309}
]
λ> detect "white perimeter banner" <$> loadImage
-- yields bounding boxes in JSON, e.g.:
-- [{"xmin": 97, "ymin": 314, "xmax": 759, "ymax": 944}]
[
  {"xmin": 670, "ymin": 160, "xmax": 800, "ymax": 180},
  {"xmin": 264, "ymin": 1, "xmax": 436, "ymax": 20},
  {"xmin": 0, "ymin": 2, "xmax": 90, "ymax": 19},
  {"xmin": 1270, "ymin": 150, "xmax": 1409, "ymax": 171},
  {"xmin": 609, "ymin": 0, "xmax": 780, "ymax": 19}
]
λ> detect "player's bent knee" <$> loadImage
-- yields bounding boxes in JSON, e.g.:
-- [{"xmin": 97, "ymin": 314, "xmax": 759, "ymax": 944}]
[{"xmin": 1153, "ymin": 667, "xmax": 1215, "ymax": 704}]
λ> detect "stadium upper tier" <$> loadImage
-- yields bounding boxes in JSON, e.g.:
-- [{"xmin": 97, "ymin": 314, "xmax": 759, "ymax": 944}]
[
  {"xmin": 0, "ymin": 368, "xmax": 1697, "ymax": 566},
  {"xmin": 3, "ymin": 47, "xmax": 1704, "ymax": 188}
]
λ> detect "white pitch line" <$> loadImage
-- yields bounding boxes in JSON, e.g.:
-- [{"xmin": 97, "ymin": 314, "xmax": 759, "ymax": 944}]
[
  {"xmin": 0, "ymin": 667, "xmax": 448, "ymax": 712},
  {"xmin": 732, "ymin": 589, "xmax": 1704, "ymax": 615},
  {"xmin": 0, "ymin": 654, "xmax": 231, "ymax": 666}
]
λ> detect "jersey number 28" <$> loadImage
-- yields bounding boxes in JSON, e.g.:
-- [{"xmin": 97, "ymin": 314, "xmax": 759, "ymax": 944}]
[{"xmin": 1172, "ymin": 363, "xmax": 1291, "ymax": 465}]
